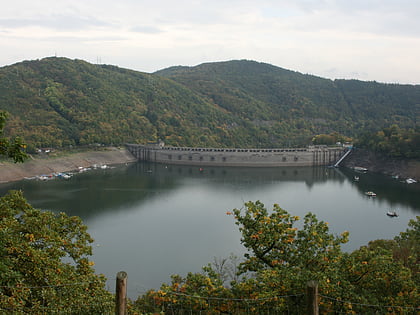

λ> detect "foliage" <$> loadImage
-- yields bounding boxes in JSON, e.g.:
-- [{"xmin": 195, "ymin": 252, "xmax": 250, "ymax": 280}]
[
  {"xmin": 134, "ymin": 202, "xmax": 419, "ymax": 314},
  {"xmin": 232, "ymin": 201, "xmax": 348, "ymax": 274},
  {"xmin": 312, "ymin": 132, "xmax": 352, "ymax": 145},
  {"xmin": 0, "ymin": 190, "xmax": 113, "ymax": 314},
  {"xmin": 158, "ymin": 60, "xmax": 419, "ymax": 146},
  {"xmin": 134, "ymin": 271, "xmax": 233, "ymax": 314},
  {"xmin": 0, "ymin": 57, "xmax": 234, "ymax": 149},
  {"xmin": 355, "ymin": 124, "xmax": 420, "ymax": 158},
  {"xmin": 1, "ymin": 57, "xmax": 419, "ymax": 150},
  {"xmin": 0, "ymin": 111, "xmax": 28, "ymax": 163},
  {"xmin": 393, "ymin": 216, "xmax": 420, "ymax": 284}
]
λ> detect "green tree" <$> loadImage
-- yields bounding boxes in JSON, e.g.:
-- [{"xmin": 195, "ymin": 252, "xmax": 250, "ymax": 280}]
[
  {"xmin": 134, "ymin": 202, "xmax": 419, "ymax": 314},
  {"xmin": 0, "ymin": 111, "xmax": 28, "ymax": 163},
  {"xmin": 0, "ymin": 190, "xmax": 113, "ymax": 314},
  {"xmin": 393, "ymin": 216, "xmax": 420, "ymax": 284},
  {"xmin": 232, "ymin": 201, "xmax": 348, "ymax": 274}
]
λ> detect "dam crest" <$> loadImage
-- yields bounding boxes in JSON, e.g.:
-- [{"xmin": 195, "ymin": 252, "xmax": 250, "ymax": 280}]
[{"xmin": 126, "ymin": 144, "xmax": 350, "ymax": 167}]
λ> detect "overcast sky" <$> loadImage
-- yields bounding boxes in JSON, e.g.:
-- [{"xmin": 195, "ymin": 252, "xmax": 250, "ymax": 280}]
[{"xmin": 1, "ymin": 0, "xmax": 419, "ymax": 84}]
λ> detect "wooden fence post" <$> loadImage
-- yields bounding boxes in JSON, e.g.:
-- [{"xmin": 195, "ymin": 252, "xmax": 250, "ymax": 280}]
[
  {"xmin": 115, "ymin": 271, "xmax": 128, "ymax": 315},
  {"xmin": 307, "ymin": 280, "xmax": 319, "ymax": 315}
]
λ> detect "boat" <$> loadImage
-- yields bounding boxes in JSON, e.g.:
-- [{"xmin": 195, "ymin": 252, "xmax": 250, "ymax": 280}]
[
  {"xmin": 354, "ymin": 166, "xmax": 368, "ymax": 172},
  {"xmin": 354, "ymin": 176, "xmax": 360, "ymax": 182},
  {"xmin": 387, "ymin": 211, "xmax": 398, "ymax": 217},
  {"xmin": 405, "ymin": 178, "xmax": 417, "ymax": 184},
  {"xmin": 365, "ymin": 191, "xmax": 377, "ymax": 197}
]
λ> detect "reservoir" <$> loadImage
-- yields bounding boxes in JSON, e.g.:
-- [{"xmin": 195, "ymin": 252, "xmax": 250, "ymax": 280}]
[{"xmin": 1, "ymin": 162, "xmax": 419, "ymax": 299}]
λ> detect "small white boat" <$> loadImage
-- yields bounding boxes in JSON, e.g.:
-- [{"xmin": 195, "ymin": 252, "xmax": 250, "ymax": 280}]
[
  {"xmin": 387, "ymin": 211, "xmax": 398, "ymax": 217},
  {"xmin": 406, "ymin": 178, "xmax": 417, "ymax": 184},
  {"xmin": 365, "ymin": 191, "xmax": 377, "ymax": 197},
  {"xmin": 354, "ymin": 176, "xmax": 360, "ymax": 181},
  {"xmin": 354, "ymin": 166, "xmax": 368, "ymax": 172}
]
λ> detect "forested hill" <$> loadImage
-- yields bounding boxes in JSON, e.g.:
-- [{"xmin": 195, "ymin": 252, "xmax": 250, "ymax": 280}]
[
  {"xmin": 156, "ymin": 60, "xmax": 419, "ymax": 136},
  {"xmin": 0, "ymin": 57, "xmax": 236, "ymax": 150},
  {"xmin": 0, "ymin": 57, "xmax": 419, "ymax": 151}
]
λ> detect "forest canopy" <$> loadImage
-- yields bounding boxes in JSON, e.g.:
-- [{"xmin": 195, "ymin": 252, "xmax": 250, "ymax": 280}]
[
  {"xmin": 1, "ymin": 58, "xmax": 418, "ymax": 150},
  {"xmin": 356, "ymin": 125, "xmax": 420, "ymax": 158}
]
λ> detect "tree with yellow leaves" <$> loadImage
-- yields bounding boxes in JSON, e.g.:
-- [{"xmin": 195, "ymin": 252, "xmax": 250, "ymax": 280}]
[{"xmin": 0, "ymin": 191, "xmax": 113, "ymax": 314}]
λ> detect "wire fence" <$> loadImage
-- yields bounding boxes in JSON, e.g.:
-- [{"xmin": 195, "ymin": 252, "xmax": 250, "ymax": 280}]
[
  {"xmin": 318, "ymin": 294, "xmax": 419, "ymax": 315},
  {"xmin": 139, "ymin": 291, "xmax": 306, "ymax": 315},
  {"xmin": 0, "ymin": 282, "xmax": 114, "ymax": 315},
  {"xmin": 137, "ymin": 290, "xmax": 419, "ymax": 315},
  {"xmin": 1, "ymin": 281, "xmax": 419, "ymax": 314}
]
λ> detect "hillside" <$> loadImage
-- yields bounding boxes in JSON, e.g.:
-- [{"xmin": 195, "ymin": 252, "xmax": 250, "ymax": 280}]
[
  {"xmin": 0, "ymin": 57, "xmax": 419, "ymax": 150},
  {"xmin": 156, "ymin": 60, "xmax": 419, "ymax": 142},
  {"xmin": 0, "ymin": 57, "xmax": 237, "ymax": 150}
]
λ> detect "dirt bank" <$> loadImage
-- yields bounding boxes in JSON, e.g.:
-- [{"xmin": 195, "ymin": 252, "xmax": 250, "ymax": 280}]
[
  {"xmin": 1, "ymin": 146, "xmax": 418, "ymax": 184},
  {"xmin": 341, "ymin": 148, "xmax": 420, "ymax": 180},
  {"xmin": 0, "ymin": 147, "xmax": 137, "ymax": 183}
]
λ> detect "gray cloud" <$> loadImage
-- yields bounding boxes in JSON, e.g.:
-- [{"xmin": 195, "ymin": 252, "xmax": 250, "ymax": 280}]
[
  {"xmin": 130, "ymin": 25, "xmax": 163, "ymax": 34},
  {"xmin": 0, "ymin": 0, "xmax": 419, "ymax": 83},
  {"xmin": 0, "ymin": 14, "xmax": 113, "ymax": 31},
  {"xmin": 41, "ymin": 35, "xmax": 127, "ymax": 42},
  {"xmin": 287, "ymin": 0, "xmax": 420, "ymax": 37}
]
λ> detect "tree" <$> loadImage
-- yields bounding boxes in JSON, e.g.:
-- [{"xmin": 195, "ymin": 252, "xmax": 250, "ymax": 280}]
[
  {"xmin": 0, "ymin": 111, "xmax": 28, "ymax": 163},
  {"xmin": 230, "ymin": 201, "xmax": 350, "ymax": 310},
  {"xmin": 0, "ymin": 190, "xmax": 113, "ymax": 313},
  {"xmin": 231, "ymin": 201, "xmax": 349, "ymax": 274},
  {"xmin": 134, "ymin": 202, "xmax": 419, "ymax": 314},
  {"xmin": 135, "ymin": 202, "xmax": 350, "ymax": 313},
  {"xmin": 393, "ymin": 216, "xmax": 420, "ymax": 284}
]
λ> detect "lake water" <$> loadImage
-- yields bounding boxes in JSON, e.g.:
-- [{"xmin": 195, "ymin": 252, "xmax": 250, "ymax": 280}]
[{"xmin": 1, "ymin": 162, "xmax": 419, "ymax": 299}]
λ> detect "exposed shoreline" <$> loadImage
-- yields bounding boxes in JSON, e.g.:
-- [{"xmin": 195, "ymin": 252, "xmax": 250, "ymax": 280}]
[
  {"xmin": 0, "ymin": 147, "xmax": 137, "ymax": 184},
  {"xmin": 0, "ymin": 146, "xmax": 418, "ymax": 184},
  {"xmin": 341, "ymin": 148, "xmax": 420, "ymax": 181}
]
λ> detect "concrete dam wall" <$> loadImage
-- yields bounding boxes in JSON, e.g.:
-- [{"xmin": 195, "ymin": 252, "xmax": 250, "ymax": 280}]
[{"xmin": 126, "ymin": 144, "xmax": 347, "ymax": 167}]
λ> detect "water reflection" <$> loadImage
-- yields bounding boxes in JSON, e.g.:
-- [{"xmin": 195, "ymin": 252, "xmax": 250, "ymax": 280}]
[
  {"xmin": 1, "ymin": 162, "xmax": 419, "ymax": 297},
  {"xmin": 0, "ymin": 163, "xmax": 419, "ymax": 220},
  {"xmin": 339, "ymin": 168, "xmax": 420, "ymax": 211}
]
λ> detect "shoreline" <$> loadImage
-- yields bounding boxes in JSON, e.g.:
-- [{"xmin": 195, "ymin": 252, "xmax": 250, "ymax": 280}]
[
  {"xmin": 0, "ymin": 147, "xmax": 137, "ymax": 184},
  {"xmin": 341, "ymin": 148, "xmax": 420, "ymax": 181},
  {"xmin": 0, "ymin": 146, "xmax": 418, "ymax": 184}
]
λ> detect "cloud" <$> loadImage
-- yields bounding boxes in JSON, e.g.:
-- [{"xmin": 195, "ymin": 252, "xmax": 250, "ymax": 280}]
[
  {"xmin": 0, "ymin": 14, "xmax": 112, "ymax": 31},
  {"xmin": 285, "ymin": 0, "xmax": 420, "ymax": 38},
  {"xmin": 130, "ymin": 26, "xmax": 163, "ymax": 34},
  {"xmin": 0, "ymin": 0, "xmax": 419, "ymax": 83}
]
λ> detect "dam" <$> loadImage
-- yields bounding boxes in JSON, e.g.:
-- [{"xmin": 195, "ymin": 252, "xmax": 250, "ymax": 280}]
[{"xmin": 126, "ymin": 144, "xmax": 349, "ymax": 167}]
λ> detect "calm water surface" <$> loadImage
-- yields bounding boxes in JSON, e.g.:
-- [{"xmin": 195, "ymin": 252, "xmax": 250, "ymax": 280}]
[{"xmin": 1, "ymin": 162, "xmax": 419, "ymax": 298}]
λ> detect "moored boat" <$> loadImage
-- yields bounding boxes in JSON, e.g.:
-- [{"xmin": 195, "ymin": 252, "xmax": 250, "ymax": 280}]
[
  {"xmin": 354, "ymin": 166, "xmax": 368, "ymax": 172},
  {"xmin": 387, "ymin": 211, "xmax": 398, "ymax": 217},
  {"xmin": 365, "ymin": 191, "xmax": 376, "ymax": 197}
]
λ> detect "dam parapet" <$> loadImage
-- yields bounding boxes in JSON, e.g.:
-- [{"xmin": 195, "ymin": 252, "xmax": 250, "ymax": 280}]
[{"xmin": 126, "ymin": 144, "xmax": 348, "ymax": 167}]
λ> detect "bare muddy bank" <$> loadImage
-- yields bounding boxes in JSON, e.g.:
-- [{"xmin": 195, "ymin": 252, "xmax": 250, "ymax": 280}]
[
  {"xmin": 342, "ymin": 148, "xmax": 420, "ymax": 181},
  {"xmin": 0, "ymin": 147, "xmax": 137, "ymax": 183}
]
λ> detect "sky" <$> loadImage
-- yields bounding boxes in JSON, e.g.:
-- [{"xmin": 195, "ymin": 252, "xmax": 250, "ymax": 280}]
[{"xmin": 1, "ymin": 0, "xmax": 419, "ymax": 84}]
